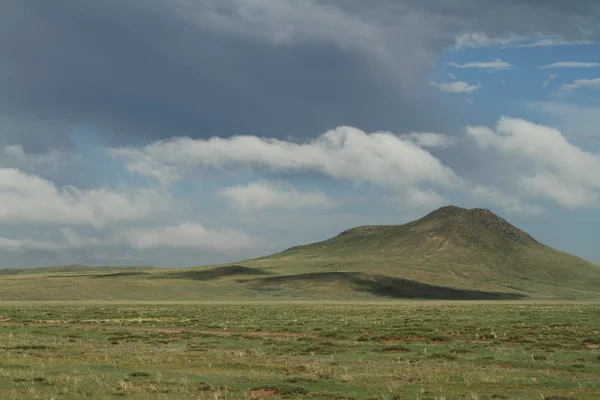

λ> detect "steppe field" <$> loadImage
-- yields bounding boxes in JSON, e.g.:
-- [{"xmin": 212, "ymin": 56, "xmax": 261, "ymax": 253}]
[{"xmin": 1, "ymin": 302, "xmax": 599, "ymax": 400}]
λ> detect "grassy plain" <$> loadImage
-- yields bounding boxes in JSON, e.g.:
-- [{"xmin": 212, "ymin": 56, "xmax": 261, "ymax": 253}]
[{"xmin": 0, "ymin": 302, "xmax": 599, "ymax": 400}]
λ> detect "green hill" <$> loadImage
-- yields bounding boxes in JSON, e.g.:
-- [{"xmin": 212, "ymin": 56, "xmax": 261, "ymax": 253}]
[
  {"xmin": 0, "ymin": 265, "xmax": 155, "ymax": 276},
  {"xmin": 241, "ymin": 205, "xmax": 600, "ymax": 299},
  {"xmin": 1, "ymin": 206, "xmax": 599, "ymax": 301}
]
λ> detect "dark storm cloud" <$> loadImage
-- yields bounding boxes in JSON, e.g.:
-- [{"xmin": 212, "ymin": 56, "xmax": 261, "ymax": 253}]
[
  {"xmin": 0, "ymin": 249, "xmax": 61, "ymax": 269},
  {"xmin": 0, "ymin": 0, "xmax": 598, "ymax": 151}
]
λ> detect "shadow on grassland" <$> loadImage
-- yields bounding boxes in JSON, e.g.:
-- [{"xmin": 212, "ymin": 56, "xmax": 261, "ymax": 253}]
[
  {"xmin": 90, "ymin": 272, "xmax": 150, "ymax": 278},
  {"xmin": 155, "ymin": 265, "xmax": 271, "ymax": 281},
  {"xmin": 43, "ymin": 271, "xmax": 150, "ymax": 278},
  {"xmin": 246, "ymin": 272, "xmax": 527, "ymax": 300}
]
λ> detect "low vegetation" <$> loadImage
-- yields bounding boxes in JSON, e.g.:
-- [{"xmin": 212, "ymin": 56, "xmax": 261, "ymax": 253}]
[{"xmin": 0, "ymin": 302, "xmax": 599, "ymax": 399}]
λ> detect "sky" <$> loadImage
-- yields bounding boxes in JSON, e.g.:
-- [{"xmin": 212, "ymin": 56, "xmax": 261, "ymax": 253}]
[{"xmin": 1, "ymin": 0, "xmax": 600, "ymax": 268}]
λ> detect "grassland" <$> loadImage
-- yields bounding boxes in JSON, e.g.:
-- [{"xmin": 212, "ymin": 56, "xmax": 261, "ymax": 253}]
[
  {"xmin": 0, "ymin": 302, "xmax": 599, "ymax": 399},
  {"xmin": 0, "ymin": 265, "xmax": 532, "ymax": 301}
]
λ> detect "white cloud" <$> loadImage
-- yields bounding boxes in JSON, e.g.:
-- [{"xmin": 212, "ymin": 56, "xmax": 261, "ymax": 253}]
[
  {"xmin": 0, "ymin": 168, "xmax": 171, "ymax": 227},
  {"xmin": 541, "ymin": 62, "xmax": 600, "ymax": 69},
  {"xmin": 518, "ymin": 174, "xmax": 598, "ymax": 210},
  {"xmin": 428, "ymin": 80, "xmax": 481, "ymax": 93},
  {"xmin": 523, "ymin": 101, "xmax": 600, "ymax": 138},
  {"xmin": 4, "ymin": 145, "xmax": 25, "ymax": 159},
  {"xmin": 447, "ymin": 73, "xmax": 457, "ymax": 80},
  {"xmin": 0, "ymin": 229, "xmax": 87, "ymax": 253},
  {"xmin": 467, "ymin": 117, "xmax": 600, "ymax": 208},
  {"xmin": 469, "ymin": 185, "xmax": 543, "ymax": 216},
  {"xmin": 119, "ymin": 223, "xmax": 259, "ymax": 253},
  {"xmin": 0, "ymin": 223, "xmax": 259, "ymax": 254},
  {"xmin": 110, "ymin": 126, "xmax": 461, "ymax": 192},
  {"xmin": 446, "ymin": 59, "xmax": 513, "ymax": 70},
  {"xmin": 560, "ymin": 77, "xmax": 600, "ymax": 91},
  {"xmin": 0, "ymin": 237, "xmax": 43, "ymax": 252},
  {"xmin": 465, "ymin": 126, "xmax": 497, "ymax": 149},
  {"xmin": 515, "ymin": 38, "xmax": 594, "ymax": 48},
  {"xmin": 107, "ymin": 147, "xmax": 183, "ymax": 185},
  {"xmin": 451, "ymin": 33, "xmax": 595, "ymax": 51},
  {"xmin": 380, "ymin": 187, "xmax": 445, "ymax": 212},
  {"xmin": 404, "ymin": 132, "xmax": 455, "ymax": 148},
  {"xmin": 451, "ymin": 33, "xmax": 523, "ymax": 50},
  {"xmin": 543, "ymin": 73, "xmax": 558, "ymax": 87},
  {"xmin": 2, "ymin": 144, "xmax": 72, "ymax": 172},
  {"xmin": 401, "ymin": 188, "xmax": 445, "ymax": 209},
  {"xmin": 220, "ymin": 180, "xmax": 333, "ymax": 211}
]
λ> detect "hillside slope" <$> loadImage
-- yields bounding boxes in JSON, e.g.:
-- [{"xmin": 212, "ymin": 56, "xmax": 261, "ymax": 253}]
[
  {"xmin": 1, "ymin": 206, "xmax": 599, "ymax": 301},
  {"xmin": 242, "ymin": 206, "xmax": 600, "ymax": 299}
]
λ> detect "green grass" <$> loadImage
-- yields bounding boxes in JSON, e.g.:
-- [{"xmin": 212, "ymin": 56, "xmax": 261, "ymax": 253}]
[{"xmin": 0, "ymin": 302, "xmax": 599, "ymax": 399}]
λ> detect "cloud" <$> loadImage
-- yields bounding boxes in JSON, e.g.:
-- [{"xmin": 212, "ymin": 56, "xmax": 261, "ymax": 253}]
[
  {"xmin": 0, "ymin": 237, "xmax": 56, "ymax": 252},
  {"xmin": 220, "ymin": 180, "xmax": 333, "ymax": 211},
  {"xmin": 0, "ymin": 223, "xmax": 259, "ymax": 254},
  {"xmin": 0, "ymin": 0, "xmax": 446, "ymax": 150},
  {"xmin": 4, "ymin": 145, "xmax": 25, "ymax": 159},
  {"xmin": 0, "ymin": 228, "xmax": 105, "ymax": 253},
  {"xmin": 446, "ymin": 59, "xmax": 513, "ymax": 70},
  {"xmin": 0, "ymin": 168, "xmax": 171, "ymax": 227},
  {"xmin": 451, "ymin": 33, "xmax": 523, "ymax": 50},
  {"xmin": 542, "ymin": 62, "xmax": 600, "ymax": 69},
  {"xmin": 560, "ymin": 77, "xmax": 600, "ymax": 91},
  {"xmin": 466, "ymin": 127, "xmax": 497, "ymax": 149},
  {"xmin": 467, "ymin": 117, "xmax": 600, "ymax": 208},
  {"xmin": 110, "ymin": 126, "xmax": 461, "ymax": 191},
  {"xmin": 428, "ymin": 80, "xmax": 481, "ymax": 93},
  {"xmin": 106, "ymin": 148, "xmax": 183, "ymax": 185},
  {"xmin": 518, "ymin": 174, "xmax": 598, "ymax": 209},
  {"xmin": 451, "ymin": 33, "xmax": 596, "ymax": 51},
  {"xmin": 469, "ymin": 185, "xmax": 543, "ymax": 216},
  {"xmin": 118, "ymin": 224, "xmax": 259, "ymax": 253},
  {"xmin": 523, "ymin": 101, "xmax": 600, "ymax": 138},
  {"xmin": 399, "ymin": 188, "xmax": 445, "ymax": 210},
  {"xmin": 543, "ymin": 73, "xmax": 558, "ymax": 87},
  {"xmin": 515, "ymin": 38, "xmax": 595, "ymax": 48},
  {"xmin": 1, "ymin": 1, "xmax": 599, "ymax": 152},
  {"xmin": 2, "ymin": 144, "xmax": 72, "ymax": 173},
  {"xmin": 567, "ymin": 135, "xmax": 600, "ymax": 141},
  {"xmin": 404, "ymin": 132, "xmax": 455, "ymax": 148}
]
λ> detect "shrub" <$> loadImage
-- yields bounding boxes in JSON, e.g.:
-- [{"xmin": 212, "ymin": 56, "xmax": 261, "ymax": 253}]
[
  {"xmin": 426, "ymin": 333, "xmax": 448, "ymax": 342},
  {"xmin": 251, "ymin": 384, "xmax": 309, "ymax": 397},
  {"xmin": 377, "ymin": 345, "xmax": 410, "ymax": 353},
  {"xmin": 127, "ymin": 371, "xmax": 151, "ymax": 377}
]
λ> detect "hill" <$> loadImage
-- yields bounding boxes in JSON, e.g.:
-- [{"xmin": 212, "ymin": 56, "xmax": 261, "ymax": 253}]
[
  {"xmin": 0, "ymin": 265, "xmax": 155, "ymax": 275},
  {"xmin": 241, "ymin": 205, "xmax": 600, "ymax": 299},
  {"xmin": 1, "ymin": 205, "xmax": 599, "ymax": 301}
]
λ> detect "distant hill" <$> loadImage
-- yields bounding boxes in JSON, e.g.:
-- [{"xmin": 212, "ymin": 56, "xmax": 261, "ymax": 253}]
[
  {"xmin": 242, "ymin": 205, "xmax": 600, "ymax": 299},
  {"xmin": 1, "ymin": 206, "xmax": 599, "ymax": 301},
  {"xmin": 0, "ymin": 265, "xmax": 155, "ymax": 275}
]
